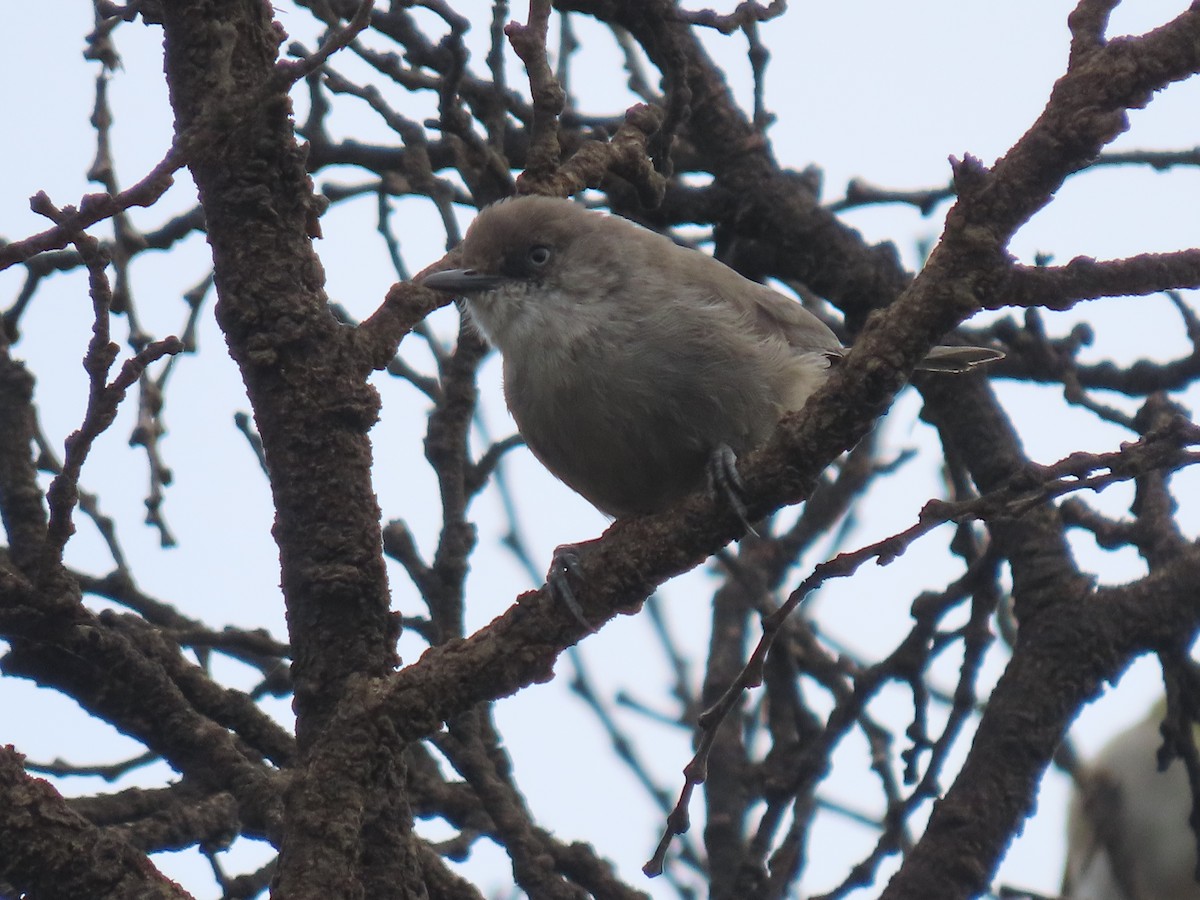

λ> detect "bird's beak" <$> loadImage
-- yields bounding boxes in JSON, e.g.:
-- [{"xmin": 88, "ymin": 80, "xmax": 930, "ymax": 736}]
[{"xmin": 421, "ymin": 268, "xmax": 506, "ymax": 294}]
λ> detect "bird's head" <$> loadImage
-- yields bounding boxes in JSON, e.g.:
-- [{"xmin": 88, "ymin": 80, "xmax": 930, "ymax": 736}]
[{"xmin": 420, "ymin": 195, "xmax": 643, "ymax": 351}]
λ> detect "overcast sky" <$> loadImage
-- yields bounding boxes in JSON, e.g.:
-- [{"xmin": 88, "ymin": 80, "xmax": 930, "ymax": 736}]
[{"xmin": 3, "ymin": 2, "xmax": 1199, "ymax": 897}]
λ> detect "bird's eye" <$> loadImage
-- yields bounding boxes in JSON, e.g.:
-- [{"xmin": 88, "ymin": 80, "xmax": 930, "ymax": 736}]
[{"xmin": 527, "ymin": 245, "xmax": 552, "ymax": 266}]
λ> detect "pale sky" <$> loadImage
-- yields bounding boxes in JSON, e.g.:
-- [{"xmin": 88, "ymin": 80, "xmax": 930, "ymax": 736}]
[{"xmin": 2, "ymin": 2, "xmax": 1198, "ymax": 897}]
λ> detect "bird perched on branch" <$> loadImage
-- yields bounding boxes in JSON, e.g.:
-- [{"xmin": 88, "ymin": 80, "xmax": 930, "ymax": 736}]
[
  {"xmin": 1063, "ymin": 701, "xmax": 1200, "ymax": 900},
  {"xmin": 422, "ymin": 194, "xmax": 1002, "ymax": 526}
]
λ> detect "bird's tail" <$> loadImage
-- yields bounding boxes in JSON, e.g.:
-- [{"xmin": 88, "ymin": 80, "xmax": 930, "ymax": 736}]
[{"xmin": 915, "ymin": 345, "xmax": 1004, "ymax": 373}]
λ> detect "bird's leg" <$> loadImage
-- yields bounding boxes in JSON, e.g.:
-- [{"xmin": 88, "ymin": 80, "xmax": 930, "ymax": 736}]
[
  {"xmin": 707, "ymin": 444, "xmax": 760, "ymax": 537},
  {"xmin": 547, "ymin": 541, "xmax": 599, "ymax": 633}
]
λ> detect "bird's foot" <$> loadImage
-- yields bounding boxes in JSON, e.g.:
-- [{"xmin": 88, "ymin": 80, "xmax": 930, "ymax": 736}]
[
  {"xmin": 547, "ymin": 542, "xmax": 599, "ymax": 633},
  {"xmin": 708, "ymin": 444, "xmax": 759, "ymax": 537}
]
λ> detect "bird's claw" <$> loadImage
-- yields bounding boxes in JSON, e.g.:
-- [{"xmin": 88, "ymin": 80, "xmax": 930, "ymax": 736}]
[
  {"xmin": 547, "ymin": 543, "xmax": 598, "ymax": 633},
  {"xmin": 708, "ymin": 444, "xmax": 760, "ymax": 537}
]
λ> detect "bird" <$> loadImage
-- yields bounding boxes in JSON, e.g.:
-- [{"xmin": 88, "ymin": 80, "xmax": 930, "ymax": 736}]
[
  {"xmin": 421, "ymin": 194, "xmax": 1002, "ymax": 525},
  {"xmin": 1063, "ymin": 701, "xmax": 1200, "ymax": 900}
]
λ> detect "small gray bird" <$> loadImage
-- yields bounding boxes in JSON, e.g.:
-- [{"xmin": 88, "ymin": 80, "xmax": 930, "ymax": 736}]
[
  {"xmin": 1063, "ymin": 701, "xmax": 1200, "ymax": 900},
  {"xmin": 422, "ymin": 195, "xmax": 1001, "ymax": 522}
]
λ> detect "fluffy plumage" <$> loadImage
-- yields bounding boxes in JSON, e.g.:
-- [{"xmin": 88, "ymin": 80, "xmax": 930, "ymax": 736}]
[{"xmin": 423, "ymin": 196, "xmax": 1001, "ymax": 518}]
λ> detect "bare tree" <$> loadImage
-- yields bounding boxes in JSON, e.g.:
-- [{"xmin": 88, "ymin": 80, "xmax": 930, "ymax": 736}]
[{"xmin": 2, "ymin": 2, "xmax": 1200, "ymax": 899}]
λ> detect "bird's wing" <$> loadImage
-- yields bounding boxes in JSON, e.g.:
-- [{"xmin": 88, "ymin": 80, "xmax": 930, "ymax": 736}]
[
  {"xmin": 745, "ymin": 284, "xmax": 843, "ymax": 355},
  {"xmin": 678, "ymin": 251, "xmax": 844, "ymax": 356}
]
